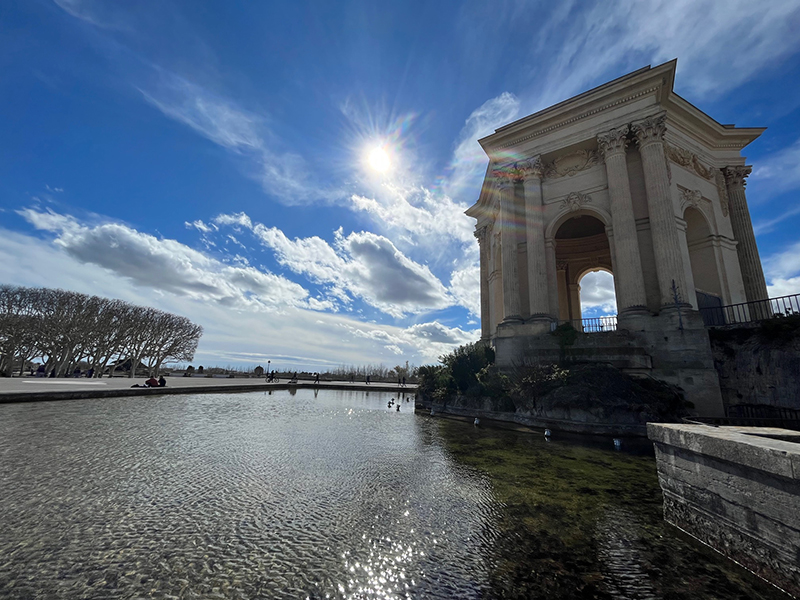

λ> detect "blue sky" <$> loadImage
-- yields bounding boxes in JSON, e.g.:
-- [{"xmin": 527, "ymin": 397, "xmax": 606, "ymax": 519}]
[{"xmin": 2, "ymin": 0, "xmax": 800, "ymax": 371}]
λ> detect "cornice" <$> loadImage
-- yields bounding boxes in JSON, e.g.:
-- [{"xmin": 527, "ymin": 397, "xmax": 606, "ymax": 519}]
[{"xmin": 493, "ymin": 85, "xmax": 661, "ymax": 151}]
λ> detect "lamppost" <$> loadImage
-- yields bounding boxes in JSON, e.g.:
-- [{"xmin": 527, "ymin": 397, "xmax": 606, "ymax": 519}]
[{"xmin": 267, "ymin": 360, "xmax": 271, "ymax": 378}]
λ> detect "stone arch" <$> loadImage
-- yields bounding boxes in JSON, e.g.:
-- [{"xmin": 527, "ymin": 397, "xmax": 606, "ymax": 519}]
[
  {"xmin": 576, "ymin": 268, "xmax": 617, "ymax": 330},
  {"xmin": 684, "ymin": 206, "xmax": 723, "ymax": 306},
  {"xmin": 552, "ymin": 213, "xmax": 614, "ymax": 323},
  {"xmin": 545, "ymin": 204, "xmax": 613, "ymax": 241}
]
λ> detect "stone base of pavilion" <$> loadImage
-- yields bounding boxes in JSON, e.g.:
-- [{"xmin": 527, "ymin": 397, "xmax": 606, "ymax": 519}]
[{"xmin": 494, "ymin": 309, "xmax": 725, "ymax": 418}]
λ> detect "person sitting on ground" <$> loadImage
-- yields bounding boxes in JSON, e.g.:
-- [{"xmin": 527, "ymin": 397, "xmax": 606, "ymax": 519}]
[
  {"xmin": 158, "ymin": 375, "xmax": 167, "ymax": 387},
  {"xmin": 145, "ymin": 376, "xmax": 159, "ymax": 387}
]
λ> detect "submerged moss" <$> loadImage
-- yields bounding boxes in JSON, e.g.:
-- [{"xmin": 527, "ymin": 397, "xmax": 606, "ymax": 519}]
[{"xmin": 437, "ymin": 419, "xmax": 788, "ymax": 600}]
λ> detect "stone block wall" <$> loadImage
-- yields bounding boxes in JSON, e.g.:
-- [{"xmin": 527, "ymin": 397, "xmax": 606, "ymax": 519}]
[
  {"xmin": 648, "ymin": 423, "xmax": 800, "ymax": 597},
  {"xmin": 709, "ymin": 318, "xmax": 800, "ymax": 411}
]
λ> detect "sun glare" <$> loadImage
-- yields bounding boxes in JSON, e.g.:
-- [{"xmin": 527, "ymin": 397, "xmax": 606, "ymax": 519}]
[{"xmin": 367, "ymin": 146, "xmax": 391, "ymax": 173}]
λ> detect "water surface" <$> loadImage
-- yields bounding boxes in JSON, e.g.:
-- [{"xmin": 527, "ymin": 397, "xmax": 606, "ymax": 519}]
[{"xmin": 0, "ymin": 390, "xmax": 786, "ymax": 599}]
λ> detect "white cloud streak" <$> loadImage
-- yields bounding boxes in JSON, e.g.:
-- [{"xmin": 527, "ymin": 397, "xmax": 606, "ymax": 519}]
[{"xmin": 139, "ymin": 72, "xmax": 342, "ymax": 206}]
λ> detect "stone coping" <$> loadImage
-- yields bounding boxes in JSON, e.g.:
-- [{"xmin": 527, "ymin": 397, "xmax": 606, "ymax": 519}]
[
  {"xmin": 0, "ymin": 381, "xmax": 415, "ymax": 404},
  {"xmin": 647, "ymin": 423, "xmax": 800, "ymax": 480}
]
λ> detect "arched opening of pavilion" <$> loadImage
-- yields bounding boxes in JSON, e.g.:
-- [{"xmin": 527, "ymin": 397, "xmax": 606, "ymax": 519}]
[
  {"xmin": 552, "ymin": 213, "xmax": 616, "ymax": 330},
  {"xmin": 683, "ymin": 206, "xmax": 722, "ymax": 309},
  {"xmin": 577, "ymin": 269, "xmax": 617, "ymax": 331}
]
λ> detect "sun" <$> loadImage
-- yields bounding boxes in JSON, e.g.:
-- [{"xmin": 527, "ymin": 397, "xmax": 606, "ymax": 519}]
[{"xmin": 367, "ymin": 146, "xmax": 391, "ymax": 173}]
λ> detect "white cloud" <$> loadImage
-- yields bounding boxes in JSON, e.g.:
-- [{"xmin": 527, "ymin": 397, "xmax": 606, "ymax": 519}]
[
  {"xmin": 526, "ymin": 0, "xmax": 800, "ymax": 109},
  {"xmin": 237, "ymin": 216, "xmax": 453, "ymax": 317},
  {"xmin": 448, "ymin": 264, "xmax": 481, "ymax": 317},
  {"xmin": 18, "ymin": 207, "xmax": 312, "ymax": 312},
  {"xmin": 0, "ymin": 225, "xmax": 475, "ymax": 369},
  {"xmin": 214, "ymin": 212, "xmax": 252, "ymax": 229},
  {"xmin": 764, "ymin": 240, "xmax": 800, "ymax": 281},
  {"xmin": 185, "ymin": 219, "xmax": 216, "ymax": 233},
  {"xmin": 343, "ymin": 321, "xmax": 479, "ymax": 362},
  {"xmin": 758, "ymin": 240, "xmax": 800, "ymax": 301},
  {"xmin": 578, "ymin": 270, "xmax": 617, "ymax": 317},
  {"xmin": 749, "ymin": 138, "xmax": 800, "ymax": 201},
  {"xmin": 753, "ymin": 205, "xmax": 800, "ymax": 236},
  {"xmin": 350, "ymin": 184, "xmax": 475, "ymax": 248},
  {"xmin": 52, "ymin": 0, "xmax": 130, "ymax": 29},
  {"xmin": 139, "ymin": 72, "xmax": 342, "ymax": 206},
  {"xmin": 444, "ymin": 92, "xmax": 520, "ymax": 203}
]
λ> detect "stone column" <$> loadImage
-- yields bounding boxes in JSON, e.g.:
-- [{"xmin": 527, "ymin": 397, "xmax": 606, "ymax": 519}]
[
  {"xmin": 495, "ymin": 176, "xmax": 522, "ymax": 321},
  {"xmin": 724, "ymin": 166, "xmax": 769, "ymax": 302},
  {"xmin": 556, "ymin": 262, "xmax": 569, "ymax": 321},
  {"xmin": 568, "ymin": 282, "xmax": 581, "ymax": 323},
  {"xmin": 545, "ymin": 240, "xmax": 559, "ymax": 319},
  {"xmin": 519, "ymin": 157, "xmax": 551, "ymax": 319},
  {"xmin": 597, "ymin": 125, "xmax": 648, "ymax": 314},
  {"xmin": 475, "ymin": 226, "xmax": 491, "ymax": 340},
  {"xmin": 632, "ymin": 112, "xmax": 690, "ymax": 308}
]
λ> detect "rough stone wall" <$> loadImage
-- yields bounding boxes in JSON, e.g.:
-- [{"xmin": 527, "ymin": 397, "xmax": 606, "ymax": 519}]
[{"xmin": 709, "ymin": 318, "xmax": 800, "ymax": 410}]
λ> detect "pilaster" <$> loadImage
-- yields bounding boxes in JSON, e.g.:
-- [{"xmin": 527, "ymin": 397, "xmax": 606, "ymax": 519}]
[
  {"xmin": 724, "ymin": 166, "xmax": 769, "ymax": 302},
  {"xmin": 475, "ymin": 226, "xmax": 491, "ymax": 341},
  {"xmin": 597, "ymin": 124, "xmax": 649, "ymax": 315},
  {"xmin": 632, "ymin": 112, "xmax": 690, "ymax": 309},
  {"xmin": 519, "ymin": 157, "xmax": 551, "ymax": 321},
  {"xmin": 494, "ymin": 174, "xmax": 522, "ymax": 321}
]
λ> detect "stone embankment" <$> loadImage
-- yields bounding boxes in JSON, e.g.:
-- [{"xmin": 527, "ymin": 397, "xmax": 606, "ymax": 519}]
[
  {"xmin": 648, "ymin": 423, "xmax": 800, "ymax": 597},
  {"xmin": 0, "ymin": 378, "xmax": 414, "ymax": 404}
]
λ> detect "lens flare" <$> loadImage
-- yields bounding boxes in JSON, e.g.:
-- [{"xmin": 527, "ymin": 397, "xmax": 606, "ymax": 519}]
[{"xmin": 368, "ymin": 146, "xmax": 391, "ymax": 173}]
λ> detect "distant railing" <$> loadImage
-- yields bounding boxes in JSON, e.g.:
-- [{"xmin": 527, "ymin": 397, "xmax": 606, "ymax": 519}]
[
  {"xmin": 559, "ymin": 315, "xmax": 618, "ymax": 333},
  {"xmin": 699, "ymin": 293, "xmax": 800, "ymax": 327}
]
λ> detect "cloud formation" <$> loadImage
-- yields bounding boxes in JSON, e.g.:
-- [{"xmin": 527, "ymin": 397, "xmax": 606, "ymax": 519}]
[
  {"xmin": 211, "ymin": 212, "xmax": 454, "ymax": 318},
  {"xmin": 19, "ymin": 207, "xmax": 316, "ymax": 312}
]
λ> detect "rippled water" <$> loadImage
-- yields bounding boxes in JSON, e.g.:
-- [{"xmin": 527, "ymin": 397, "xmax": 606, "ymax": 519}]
[{"xmin": 0, "ymin": 390, "xmax": 787, "ymax": 599}]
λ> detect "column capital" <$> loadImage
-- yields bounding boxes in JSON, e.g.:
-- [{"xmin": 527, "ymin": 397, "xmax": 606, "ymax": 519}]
[
  {"xmin": 723, "ymin": 165, "xmax": 752, "ymax": 188},
  {"xmin": 474, "ymin": 226, "xmax": 488, "ymax": 244},
  {"xmin": 492, "ymin": 168, "xmax": 518, "ymax": 189},
  {"xmin": 516, "ymin": 156, "xmax": 544, "ymax": 182},
  {"xmin": 631, "ymin": 112, "xmax": 667, "ymax": 148},
  {"xmin": 597, "ymin": 124, "xmax": 630, "ymax": 158}
]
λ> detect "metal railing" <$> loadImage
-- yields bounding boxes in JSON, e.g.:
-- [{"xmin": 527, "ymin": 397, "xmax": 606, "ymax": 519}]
[
  {"xmin": 559, "ymin": 315, "xmax": 618, "ymax": 333},
  {"xmin": 699, "ymin": 293, "xmax": 800, "ymax": 327}
]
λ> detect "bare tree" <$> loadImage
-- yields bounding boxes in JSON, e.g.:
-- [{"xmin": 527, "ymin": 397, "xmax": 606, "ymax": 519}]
[{"xmin": 0, "ymin": 285, "xmax": 203, "ymax": 377}]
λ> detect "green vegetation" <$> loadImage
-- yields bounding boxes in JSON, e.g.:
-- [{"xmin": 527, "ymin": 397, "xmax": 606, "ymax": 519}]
[{"xmin": 419, "ymin": 342, "xmax": 690, "ymax": 424}]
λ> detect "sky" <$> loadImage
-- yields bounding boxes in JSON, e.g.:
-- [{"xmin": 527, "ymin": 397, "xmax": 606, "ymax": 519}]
[{"xmin": 1, "ymin": 1, "xmax": 800, "ymax": 372}]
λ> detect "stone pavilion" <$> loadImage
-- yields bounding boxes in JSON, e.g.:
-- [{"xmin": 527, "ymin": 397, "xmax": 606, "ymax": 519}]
[{"xmin": 466, "ymin": 60, "xmax": 768, "ymax": 416}]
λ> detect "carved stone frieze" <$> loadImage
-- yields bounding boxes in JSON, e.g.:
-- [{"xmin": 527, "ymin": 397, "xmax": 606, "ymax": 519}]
[
  {"xmin": 678, "ymin": 186, "xmax": 703, "ymax": 209},
  {"xmin": 560, "ymin": 191, "xmax": 592, "ymax": 212},
  {"xmin": 666, "ymin": 144, "xmax": 714, "ymax": 180},
  {"xmin": 596, "ymin": 125, "xmax": 630, "ymax": 158},
  {"xmin": 714, "ymin": 169, "xmax": 730, "ymax": 217},
  {"xmin": 631, "ymin": 112, "xmax": 667, "ymax": 146},
  {"xmin": 543, "ymin": 149, "xmax": 601, "ymax": 179}
]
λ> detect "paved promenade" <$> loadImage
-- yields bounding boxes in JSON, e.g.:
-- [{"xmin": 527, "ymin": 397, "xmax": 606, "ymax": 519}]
[{"xmin": 0, "ymin": 376, "xmax": 415, "ymax": 403}]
